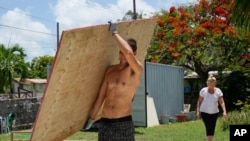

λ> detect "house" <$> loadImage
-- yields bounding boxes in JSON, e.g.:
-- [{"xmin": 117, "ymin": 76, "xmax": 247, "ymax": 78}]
[{"xmin": 13, "ymin": 78, "xmax": 47, "ymax": 98}]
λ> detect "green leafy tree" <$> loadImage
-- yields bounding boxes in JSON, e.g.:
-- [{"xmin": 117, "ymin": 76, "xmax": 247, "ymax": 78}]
[
  {"xmin": 0, "ymin": 44, "xmax": 28, "ymax": 93},
  {"xmin": 231, "ymin": 0, "xmax": 250, "ymax": 31},
  {"xmin": 147, "ymin": 0, "xmax": 250, "ymax": 82},
  {"xmin": 221, "ymin": 70, "xmax": 250, "ymax": 111},
  {"xmin": 28, "ymin": 55, "xmax": 54, "ymax": 79},
  {"xmin": 120, "ymin": 10, "xmax": 144, "ymax": 21},
  {"xmin": 230, "ymin": 0, "xmax": 250, "ymax": 111}
]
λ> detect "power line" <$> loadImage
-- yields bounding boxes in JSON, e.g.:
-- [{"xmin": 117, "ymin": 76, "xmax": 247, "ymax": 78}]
[
  {"xmin": 0, "ymin": 1, "xmax": 142, "ymax": 39},
  {"xmin": 0, "ymin": 6, "xmax": 56, "ymax": 24},
  {"xmin": 22, "ymin": 47, "xmax": 56, "ymax": 49},
  {"xmin": 67, "ymin": 0, "xmax": 123, "ymax": 16},
  {"xmin": 0, "ymin": 24, "xmax": 57, "ymax": 36},
  {"xmin": 0, "ymin": 0, "xmax": 133, "ymax": 29},
  {"xmin": 0, "ymin": 2, "xmax": 122, "ymax": 35},
  {"xmin": 17, "ymin": 42, "xmax": 56, "ymax": 46}
]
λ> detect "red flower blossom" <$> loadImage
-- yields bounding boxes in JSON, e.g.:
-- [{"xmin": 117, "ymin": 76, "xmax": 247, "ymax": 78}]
[
  {"xmin": 151, "ymin": 58, "xmax": 158, "ymax": 63},
  {"xmin": 167, "ymin": 17, "xmax": 176, "ymax": 23},
  {"xmin": 243, "ymin": 53, "xmax": 250, "ymax": 60},
  {"xmin": 156, "ymin": 32, "xmax": 165, "ymax": 39},
  {"xmin": 182, "ymin": 27, "xmax": 189, "ymax": 34},
  {"xmin": 194, "ymin": 4, "xmax": 202, "ymax": 15},
  {"xmin": 194, "ymin": 16, "xmax": 200, "ymax": 22},
  {"xmin": 178, "ymin": 7, "xmax": 185, "ymax": 13},
  {"xmin": 212, "ymin": 27, "xmax": 222, "ymax": 34},
  {"xmin": 215, "ymin": 18, "xmax": 228, "ymax": 27},
  {"xmin": 200, "ymin": 22, "xmax": 213, "ymax": 29},
  {"xmin": 171, "ymin": 52, "xmax": 181, "ymax": 59},
  {"xmin": 170, "ymin": 6, "xmax": 176, "ymax": 13},
  {"xmin": 157, "ymin": 17, "xmax": 164, "ymax": 27},
  {"xmin": 173, "ymin": 28, "xmax": 180, "ymax": 35},
  {"xmin": 180, "ymin": 12, "xmax": 187, "ymax": 20},
  {"xmin": 224, "ymin": 26, "xmax": 236, "ymax": 35},
  {"xmin": 168, "ymin": 43, "xmax": 175, "ymax": 51},
  {"xmin": 158, "ymin": 41, "xmax": 165, "ymax": 50},
  {"xmin": 214, "ymin": 6, "xmax": 228, "ymax": 17},
  {"xmin": 194, "ymin": 27, "xmax": 207, "ymax": 37},
  {"xmin": 200, "ymin": 0, "xmax": 209, "ymax": 11},
  {"xmin": 179, "ymin": 21, "xmax": 187, "ymax": 27},
  {"xmin": 171, "ymin": 22, "xmax": 179, "ymax": 27}
]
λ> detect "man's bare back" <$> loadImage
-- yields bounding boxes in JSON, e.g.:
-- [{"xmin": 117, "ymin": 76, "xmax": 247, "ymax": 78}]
[{"xmin": 102, "ymin": 63, "xmax": 141, "ymax": 118}]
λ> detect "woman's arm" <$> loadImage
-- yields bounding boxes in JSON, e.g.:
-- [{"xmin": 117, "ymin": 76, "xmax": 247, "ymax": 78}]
[
  {"xmin": 196, "ymin": 96, "xmax": 203, "ymax": 119},
  {"xmin": 219, "ymin": 96, "xmax": 227, "ymax": 120}
]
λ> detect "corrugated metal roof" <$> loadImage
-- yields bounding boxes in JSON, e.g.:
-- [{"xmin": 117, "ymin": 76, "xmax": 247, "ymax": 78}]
[
  {"xmin": 184, "ymin": 71, "xmax": 232, "ymax": 79},
  {"xmin": 14, "ymin": 78, "xmax": 47, "ymax": 85}
]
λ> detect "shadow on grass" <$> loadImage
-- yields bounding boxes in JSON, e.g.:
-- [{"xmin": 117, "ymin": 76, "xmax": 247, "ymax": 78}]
[
  {"xmin": 135, "ymin": 131, "xmax": 144, "ymax": 135},
  {"xmin": 81, "ymin": 128, "xmax": 99, "ymax": 133},
  {"xmin": 81, "ymin": 128, "xmax": 145, "ymax": 135}
]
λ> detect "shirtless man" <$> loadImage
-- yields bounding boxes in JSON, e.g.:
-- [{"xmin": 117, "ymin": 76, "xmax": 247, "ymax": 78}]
[{"xmin": 89, "ymin": 22, "xmax": 143, "ymax": 141}]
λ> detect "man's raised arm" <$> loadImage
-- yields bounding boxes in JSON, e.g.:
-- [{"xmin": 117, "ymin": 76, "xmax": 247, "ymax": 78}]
[{"xmin": 108, "ymin": 21, "xmax": 143, "ymax": 74}]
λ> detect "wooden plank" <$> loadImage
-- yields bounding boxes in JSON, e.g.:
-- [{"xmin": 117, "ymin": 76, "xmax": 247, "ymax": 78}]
[{"xmin": 30, "ymin": 18, "xmax": 157, "ymax": 141}]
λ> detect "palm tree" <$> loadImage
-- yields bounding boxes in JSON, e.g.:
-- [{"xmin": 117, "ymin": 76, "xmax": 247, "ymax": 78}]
[
  {"xmin": 231, "ymin": 0, "xmax": 250, "ymax": 31},
  {"xmin": 0, "ymin": 44, "xmax": 28, "ymax": 95}
]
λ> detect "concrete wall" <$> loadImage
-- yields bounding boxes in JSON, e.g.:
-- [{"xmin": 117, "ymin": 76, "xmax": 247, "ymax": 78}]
[{"xmin": 0, "ymin": 97, "xmax": 40, "ymax": 130}]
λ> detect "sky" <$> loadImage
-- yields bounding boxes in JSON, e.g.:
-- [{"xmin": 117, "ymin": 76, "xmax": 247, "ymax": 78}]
[{"xmin": 0, "ymin": 0, "xmax": 198, "ymax": 62}]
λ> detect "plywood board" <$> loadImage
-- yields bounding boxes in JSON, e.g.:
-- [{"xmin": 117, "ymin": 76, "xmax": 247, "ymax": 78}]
[{"xmin": 30, "ymin": 18, "xmax": 157, "ymax": 141}]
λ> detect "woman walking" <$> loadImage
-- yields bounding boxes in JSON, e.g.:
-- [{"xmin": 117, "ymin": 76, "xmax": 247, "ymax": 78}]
[{"xmin": 196, "ymin": 75, "xmax": 227, "ymax": 141}]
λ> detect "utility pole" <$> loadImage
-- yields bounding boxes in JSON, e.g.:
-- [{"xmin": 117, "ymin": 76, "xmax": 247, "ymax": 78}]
[
  {"xmin": 133, "ymin": 0, "xmax": 137, "ymax": 20},
  {"xmin": 57, "ymin": 22, "xmax": 59, "ymax": 47}
]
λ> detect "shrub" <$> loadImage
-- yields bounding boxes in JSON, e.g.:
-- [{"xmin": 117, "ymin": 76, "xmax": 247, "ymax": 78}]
[
  {"xmin": 234, "ymin": 96, "xmax": 250, "ymax": 111},
  {"xmin": 220, "ymin": 110, "xmax": 250, "ymax": 131}
]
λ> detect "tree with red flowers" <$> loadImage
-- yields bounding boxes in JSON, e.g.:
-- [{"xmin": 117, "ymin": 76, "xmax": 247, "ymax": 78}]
[{"xmin": 147, "ymin": 0, "xmax": 250, "ymax": 82}]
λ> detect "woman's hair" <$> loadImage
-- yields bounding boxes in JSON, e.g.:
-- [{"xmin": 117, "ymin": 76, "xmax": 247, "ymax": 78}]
[{"xmin": 207, "ymin": 74, "xmax": 216, "ymax": 83}]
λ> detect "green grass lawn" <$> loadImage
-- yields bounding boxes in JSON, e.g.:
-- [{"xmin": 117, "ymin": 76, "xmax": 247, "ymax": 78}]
[{"xmin": 0, "ymin": 118, "xmax": 229, "ymax": 141}]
